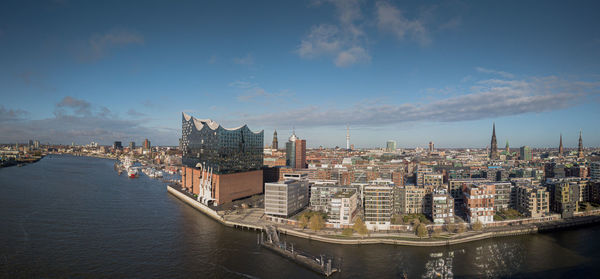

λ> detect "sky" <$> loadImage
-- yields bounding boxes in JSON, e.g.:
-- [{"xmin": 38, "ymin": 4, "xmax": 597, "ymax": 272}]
[{"xmin": 1, "ymin": 0, "xmax": 599, "ymax": 148}]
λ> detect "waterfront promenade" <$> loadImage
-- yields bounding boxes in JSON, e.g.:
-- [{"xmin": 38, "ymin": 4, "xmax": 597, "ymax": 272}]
[{"xmin": 167, "ymin": 185, "xmax": 600, "ymax": 247}]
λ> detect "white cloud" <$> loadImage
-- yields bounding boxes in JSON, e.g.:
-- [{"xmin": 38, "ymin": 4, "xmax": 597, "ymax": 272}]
[
  {"xmin": 0, "ymin": 97, "xmax": 174, "ymax": 145},
  {"xmin": 127, "ymin": 108, "xmax": 146, "ymax": 117},
  {"xmin": 79, "ymin": 29, "xmax": 144, "ymax": 61},
  {"xmin": 475, "ymin": 67, "xmax": 515, "ymax": 79},
  {"xmin": 439, "ymin": 16, "xmax": 462, "ymax": 31},
  {"xmin": 229, "ymin": 80, "xmax": 294, "ymax": 103},
  {"xmin": 297, "ymin": 0, "xmax": 369, "ymax": 67},
  {"xmin": 55, "ymin": 96, "xmax": 92, "ymax": 116},
  {"xmin": 233, "ymin": 54, "xmax": 254, "ymax": 66},
  {"xmin": 228, "ymin": 80, "xmax": 258, "ymax": 89},
  {"xmin": 236, "ymin": 87, "xmax": 293, "ymax": 103},
  {"xmin": 297, "ymin": 24, "xmax": 342, "ymax": 58},
  {"xmin": 335, "ymin": 46, "xmax": 370, "ymax": 67},
  {"xmin": 375, "ymin": 1, "xmax": 430, "ymax": 46},
  {"xmin": 299, "ymin": 1, "xmax": 459, "ymax": 66},
  {"xmin": 0, "ymin": 106, "xmax": 28, "ymax": 122},
  {"xmin": 241, "ymin": 76, "xmax": 599, "ymax": 127}
]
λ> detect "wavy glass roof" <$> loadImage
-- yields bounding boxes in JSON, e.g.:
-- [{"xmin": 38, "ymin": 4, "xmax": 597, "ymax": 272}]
[{"xmin": 182, "ymin": 112, "xmax": 262, "ymax": 134}]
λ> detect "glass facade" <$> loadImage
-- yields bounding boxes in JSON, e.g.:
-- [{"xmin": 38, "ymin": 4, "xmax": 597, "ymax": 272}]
[
  {"xmin": 181, "ymin": 113, "xmax": 263, "ymax": 174},
  {"xmin": 285, "ymin": 141, "xmax": 295, "ymax": 168}
]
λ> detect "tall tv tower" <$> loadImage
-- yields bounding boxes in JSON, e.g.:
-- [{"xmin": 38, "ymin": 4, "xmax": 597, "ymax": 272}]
[{"xmin": 346, "ymin": 124, "xmax": 350, "ymax": 150}]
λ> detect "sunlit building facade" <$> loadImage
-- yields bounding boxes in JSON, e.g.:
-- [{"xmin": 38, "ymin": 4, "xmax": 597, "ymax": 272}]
[{"xmin": 180, "ymin": 113, "xmax": 264, "ymax": 205}]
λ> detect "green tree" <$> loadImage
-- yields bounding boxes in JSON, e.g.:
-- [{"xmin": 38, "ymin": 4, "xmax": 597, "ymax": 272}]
[
  {"xmin": 472, "ymin": 219, "xmax": 483, "ymax": 231},
  {"xmin": 445, "ymin": 223, "xmax": 456, "ymax": 233},
  {"xmin": 412, "ymin": 218, "xmax": 420, "ymax": 226},
  {"xmin": 416, "ymin": 223, "xmax": 428, "ymax": 238},
  {"xmin": 431, "ymin": 226, "xmax": 442, "ymax": 238},
  {"xmin": 298, "ymin": 215, "xmax": 309, "ymax": 229},
  {"xmin": 353, "ymin": 217, "xmax": 368, "ymax": 236},
  {"xmin": 341, "ymin": 228, "xmax": 354, "ymax": 236},
  {"xmin": 456, "ymin": 223, "xmax": 466, "ymax": 234},
  {"xmin": 309, "ymin": 214, "xmax": 324, "ymax": 232}
]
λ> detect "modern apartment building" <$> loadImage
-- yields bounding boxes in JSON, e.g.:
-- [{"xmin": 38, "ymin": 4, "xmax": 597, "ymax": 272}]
[
  {"xmin": 264, "ymin": 173, "xmax": 309, "ymax": 217},
  {"xmin": 416, "ymin": 166, "xmax": 433, "ymax": 187},
  {"xmin": 394, "ymin": 184, "xmax": 427, "ymax": 214},
  {"xmin": 431, "ymin": 188, "xmax": 454, "ymax": 224},
  {"xmin": 448, "ymin": 178, "xmax": 490, "ymax": 204},
  {"xmin": 514, "ymin": 184, "xmax": 550, "ymax": 218},
  {"xmin": 463, "ymin": 183, "xmax": 495, "ymax": 224},
  {"xmin": 364, "ymin": 185, "xmax": 393, "ymax": 231},
  {"xmin": 423, "ymin": 173, "xmax": 443, "ymax": 187},
  {"xmin": 547, "ymin": 179, "xmax": 580, "ymax": 218},
  {"xmin": 328, "ymin": 190, "xmax": 358, "ymax": 227},
  {"xmin": 493, "ymin": 182, "xmax": 512, "ymax": 211},
  {"xmin": 591, "ymin": 162, "xmax": 600, "ymax": 180},
  {"xmin": 309, "ymin": 184, "xmax": 358, "ymax": 213}
]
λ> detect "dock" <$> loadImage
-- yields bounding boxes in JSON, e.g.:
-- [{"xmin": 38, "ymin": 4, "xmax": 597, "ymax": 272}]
[
  {"xmin": 167, "ymin": 184, "xmax": 341, "ymax": 276},
  {"xmin": 259, "ymin": 225, "xmax": 340, "ymax": 277}
]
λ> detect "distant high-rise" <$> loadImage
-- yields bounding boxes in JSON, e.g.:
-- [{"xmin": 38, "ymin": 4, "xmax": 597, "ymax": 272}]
[
  {"xmin": 143, "ymin": 139, "xmax": 151, "ymax": 150},
  {"xmin": 113, "ymin": 141, "xmax": 123, "ymax": 150},
  {"xmin": 346, "ymin": 125, "xmax": 350, "ymax": 151},
  {"xmin": 386, "ymin": 140, "xmax": 396, "ymax": 152},
  {"xmin": 286, "ymin": 131, "xmax": 306, "ymax": 169},
  {"xmin": 129, "ymin": 141, "xmax": 136, "ymax": 150},
  {"xmin": 559, "ymin": 134, "xmax": 564, "ymax": 157},
  {"xmin": 272, "ymin": 130, "xmax": 278, "ymax": 150},
  {"xmin": 519, "ymin": 146, "xmax": 532, "ymax": 161},
  {"xmin": 428, "ymin": 141, "xmax": 434, "ymax": 153},
  {"xmin": 490, "ymin": 123, "xmax": 498, "ymax": 160},
  {"xmin": 505, "ymin": 140, "xmax": 510, "ymax": 154},
  {"xmin": 578, "ymin": 131, "xmax": 584, "ymax": 159}
]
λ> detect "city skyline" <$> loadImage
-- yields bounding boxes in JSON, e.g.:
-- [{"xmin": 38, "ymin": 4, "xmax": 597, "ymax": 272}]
[{"xmin": 1, "ymin": 0, "xmax": 600, "ymax": 147}]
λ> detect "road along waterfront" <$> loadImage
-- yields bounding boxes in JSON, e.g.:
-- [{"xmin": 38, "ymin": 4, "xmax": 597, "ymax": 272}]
[
  {"xmin": 167, "ymin": 184, "xmax": 600, "ymax": 247},
  {"xmin": 3, "ymin": 155, "xmax": 600, "ymax": 278}
]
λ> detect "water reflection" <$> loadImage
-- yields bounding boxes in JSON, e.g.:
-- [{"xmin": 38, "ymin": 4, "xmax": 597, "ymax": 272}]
[
  {"xmin": 422, "ymin": 250, "xmax": 462, "ymax": 279},
  {"xmin": 1, "ymin": 155, "xmax": 600, "ymax": 278}
]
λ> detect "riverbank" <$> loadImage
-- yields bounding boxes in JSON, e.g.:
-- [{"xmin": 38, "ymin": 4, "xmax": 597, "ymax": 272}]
[
  {"xmin": 0, "ymin": 156, "xmax": 44, "ymax": 168},
  {"xmin": 167, "ymin": 185, "xmax": 600, "ymax": 247}
]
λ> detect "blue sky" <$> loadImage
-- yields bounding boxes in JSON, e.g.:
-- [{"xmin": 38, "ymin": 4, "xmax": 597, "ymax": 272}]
[{"xmin": 1, "ymin": 0, "xmax": 599, "ymax": 148}]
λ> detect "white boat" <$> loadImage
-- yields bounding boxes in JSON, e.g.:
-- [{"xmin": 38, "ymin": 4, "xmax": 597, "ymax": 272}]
[{"xmin": 127, "ymin": 168, "xmax": 138, "ymax": 178}]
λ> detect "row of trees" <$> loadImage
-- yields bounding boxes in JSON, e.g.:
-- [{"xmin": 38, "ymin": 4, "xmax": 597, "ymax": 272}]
[
  {"xmin": 296, "ymin": 210, "xmax": 485, "ymax": 238},
  {"xmin": 415, "ymin": 220, "xmax": 484, "ymax": 238},
  {"xmin": 296, "ymin": 212, "xmax": 370, "ymax": 237},
  {"xmin": 297, "ymin": 211, "xmax": 326, "ymax": 231}
]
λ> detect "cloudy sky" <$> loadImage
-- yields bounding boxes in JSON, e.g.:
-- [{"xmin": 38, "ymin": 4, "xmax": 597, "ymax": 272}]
[{"xmin": 1, "ymin": 0, "xmax": 599, "ymax": 148}]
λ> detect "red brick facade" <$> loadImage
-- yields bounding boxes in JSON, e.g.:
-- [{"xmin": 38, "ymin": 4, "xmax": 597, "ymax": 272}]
[{"xmin": 181, "ymin": 166, "xmax": 263, "ymax": 204}]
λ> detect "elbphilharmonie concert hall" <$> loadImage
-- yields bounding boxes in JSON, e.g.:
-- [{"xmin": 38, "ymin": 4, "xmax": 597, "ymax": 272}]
[{"xmin": 180, "ymin": 113, "xmax": 264, "ymax": 205}]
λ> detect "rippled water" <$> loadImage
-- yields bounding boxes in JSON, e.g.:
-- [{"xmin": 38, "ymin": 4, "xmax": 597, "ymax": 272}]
[{"xmin": 1, "ymin": 155, "xmax": 599, "ymax": 278}]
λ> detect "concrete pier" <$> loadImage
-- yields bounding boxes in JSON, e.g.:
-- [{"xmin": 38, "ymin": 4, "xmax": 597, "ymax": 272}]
[{"xmin": 167, "ymin": 185, "xmax": 263, "ymax": 231}]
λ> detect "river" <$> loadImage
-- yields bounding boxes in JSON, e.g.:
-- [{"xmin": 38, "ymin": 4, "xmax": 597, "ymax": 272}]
[{"xmin": 1, "ymin": 155, "xmax": 599, "ymax": 278}]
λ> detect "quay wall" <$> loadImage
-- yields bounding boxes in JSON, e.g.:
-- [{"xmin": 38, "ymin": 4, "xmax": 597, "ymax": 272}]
[
  {"xmin": 167, "ymin": 185, "xmax": 600, "ymax": 247},
  {"xmin": 167, "ymin": 185, "xmax": 262, "ymax": 230}
]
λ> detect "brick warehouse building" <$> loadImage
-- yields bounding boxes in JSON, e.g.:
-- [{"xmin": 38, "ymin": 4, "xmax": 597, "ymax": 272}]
[{"xmin": 180, "ymin": 113, "xmax": 264, "ymax": 205}]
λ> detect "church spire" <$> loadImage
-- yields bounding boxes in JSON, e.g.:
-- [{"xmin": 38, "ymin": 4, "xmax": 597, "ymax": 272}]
[
  {"xmin": 578, "ymin": 130, "xmax": 584, "ymax": 159},
  {"xmin": 559, "ymin": 133, "xmax": 564, "ymax": 156},
  {"xmin": 490, "ymin": 122, "xmax": 498, "ymax": 159},
  {"xmin": 272, "ymin": 130, "xmax": 278, "ymax": 150}
]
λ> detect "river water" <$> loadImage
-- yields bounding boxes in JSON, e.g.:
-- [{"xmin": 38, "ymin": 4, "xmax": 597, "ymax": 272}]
[{"xmin": 1, "ymin": 155, "xmax": 600, "ymax": 278}]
